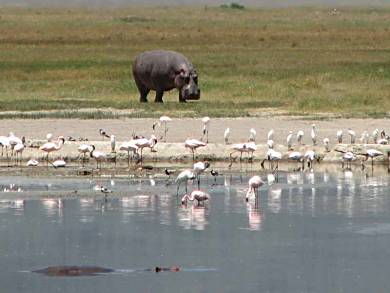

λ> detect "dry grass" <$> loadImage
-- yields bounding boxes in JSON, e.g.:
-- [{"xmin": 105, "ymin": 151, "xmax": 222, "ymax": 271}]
[{"xmin": 0, "ymin": 6, "xmax": 390, "ymax": 118}]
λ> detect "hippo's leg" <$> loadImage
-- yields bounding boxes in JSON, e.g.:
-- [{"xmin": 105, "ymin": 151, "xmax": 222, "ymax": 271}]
[
  {"xmin": 154, "ymin": 90, "xmax": 164, "ymax": 103},
  {"xmin": 134, "ymin": 77, "xmax": 150, "ymax": 103},
  {"xmin": 179, "ymin": 92, "xmax": 186, "ymax": 103}
]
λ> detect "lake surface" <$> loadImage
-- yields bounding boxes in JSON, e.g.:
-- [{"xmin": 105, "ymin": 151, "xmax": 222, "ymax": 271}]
[{"xmin": 1, "ymin": 169, "xmax": 390, "ymax": 293}]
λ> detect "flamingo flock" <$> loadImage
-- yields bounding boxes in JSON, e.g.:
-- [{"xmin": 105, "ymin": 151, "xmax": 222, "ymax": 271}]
[{"xmin": 0, "ymin": 117, "xmax": 389, "ymax": 174}]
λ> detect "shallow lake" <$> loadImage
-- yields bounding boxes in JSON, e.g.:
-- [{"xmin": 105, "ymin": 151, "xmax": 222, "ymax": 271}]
[{"xmin": 1, "ymin": 167, "xmax": 390, "ymax": 292}]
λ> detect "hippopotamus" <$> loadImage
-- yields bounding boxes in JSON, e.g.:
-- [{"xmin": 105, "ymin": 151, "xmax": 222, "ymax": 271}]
[
  {"xmin": 32, "ymin": 265, "xmax": 181, "ymax": 276},
  {"xmin": 132, "ymin": 50, "xmax": 200, "ymax": 103}
]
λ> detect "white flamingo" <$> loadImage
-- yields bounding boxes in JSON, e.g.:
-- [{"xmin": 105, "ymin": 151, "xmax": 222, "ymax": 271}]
[
  {"xmin": 261, "ymin": 148, "xmax": 282, "ymax": 170},
  {"xmin": 348, "ymin": 128, "xmax": 356, "ymax": 144},
  {"xmin": 175, "ymin": 169, "xmax": 196, "ymax": 195},
  {"xmin": 373, "ymin": 128, "xmax": 379, "ymax": 144},
  {"xmin": 77, "ymin": 144, "xmax": 94, "ymax": 166},
  {"xmin": 336, "ymin": 130, "xmax": 343, "ymax": 143},
  {"xmin": 289, "ymin": 151, "xmax": 304, "ymax": 170},
  {"xmin": 311, "ymin": 124, "xmax": 317, "ymax": 145},
  {"xmin": 201, "ymin": 116, "xmax": 210, "ymax": 143},
  {"xmin": 153, "ymin": 116, "xmax": 172, "ymax": 142},
  {"xmin": 40, "ymin": 136, "xmax": 65, "ymax": 165},
  {"xmin": 0, "ymin": 136, "xmax": 10, "ymax": 158},
  {"xmin": 341, "ymin": 151, "xmax": 356, "ymax": 169},
  {"xmin": 287, "ymin": 131, "xmax": 293, "ymax": 151},
  {"xmin": 185, "ymin": 138, "xmax": 206, "ymax": 160},
  {"xmin": 181, "ymin": 190, "xmax": 209, "ymax": 206},
  {"xmin": 224, "ymin": 128, "xmax": 230, "ymax": 145},
  {"xmin": 90, "ymin": 145, "xmax": 107, "ymax": 169},
  {"xmin": 297, "ymin": 130, "xmax": 304, "ymax": 145},
  {"xmin": 323, "ymin": 138, "xmax": 330, "ymax": 152},
  {"xmin": 13, "ymin": 143, "xmax": 25, "ymax": 165},
  {"xmin": 51, "ymin": 159, "xmax": 66, "ymax": 168},
  {"xmin": 133, "ymin": 135, "xmax": 158, "ymax": 161},
  {"xmin": 26, "ymin": 159, "xmax": 38, "ymax": 167},
  {"xmin": 193, "ymin": 161, "xmax": 210, "ymax": 187},
  {"xmin": 246, "ymin": 175, "xmax": 264, "ymax": 202},
  {"xmin": 249, "ymin": 128, "xmax": 256, "ymax": 142},
  {"xmin": 360, "ymin": 149, "xmax": 383, "ymax": 169},
  {"xmin": 119, "ymin": 141, "xmax": 139, "ymax": 166},
  {"xmin": 110, "ymin": 135, "xmax": 116, "ymax": 153},
  {"xmin": 267, "ymin": 129, "xmax": 274, "ymax": 141}
]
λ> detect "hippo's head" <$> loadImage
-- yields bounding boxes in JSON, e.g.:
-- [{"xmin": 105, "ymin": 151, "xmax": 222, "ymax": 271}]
[{"xmin": 175, "ymin": 68, "xmax": 200, "ymax": 101}]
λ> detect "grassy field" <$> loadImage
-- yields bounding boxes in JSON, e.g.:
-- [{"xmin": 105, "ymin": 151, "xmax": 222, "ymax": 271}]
[{"xmin": 1, "ymin": 6, "xmax": 390, "ymax": 118}]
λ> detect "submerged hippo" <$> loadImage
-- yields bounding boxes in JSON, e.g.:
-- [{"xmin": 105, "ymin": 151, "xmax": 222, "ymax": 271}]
[
  {"xmin": 132, "ymin": 50, "xmax": 200, "ymax": 103},
  {"xmin": 32, "ymin": 265, "xmax": 180, "ymax": 277}
]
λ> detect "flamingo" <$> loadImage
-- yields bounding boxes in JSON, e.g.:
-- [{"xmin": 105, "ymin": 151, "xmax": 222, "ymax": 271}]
[
  {"xmin": 77, "ymin": 144, "xmax": 94, "ymax": 167},
  {"xmin": 341, "ymin": 151, "xmax": 356, "ymax": 169},
  {"xmin": 133, "ymin": 135, "xmax": 158, "ymax": 161},
  {"xmin": 0, "ymin": 136, "xmax": 10, "ymax": 158},
  {"xmin": 51, "ymin": 159, "xmax": 66, "ymax": 168},
  {"xmin": 359, "ymin": 149, "xmax": 383, "ymax": 170},
  {"xmin": 99, "ymin": 129, "xmax": 110, "ymax": 140},
  {"xmin": 185, "ymin": 138, "xmax": 206, "ymax": 160},
  {"xmin": 348, "ymin": 128, "xmax": 356, "ymax": 144},
  {"xmin": 175, "ymin": 169, "xmax": 196, "ymax": 195},
  {"xmin": 289, "ymin": 151, "xmax": 304, "ymax": 170},
  {"xmin": 26, "ymin": 159, "xmax": 39, "ymax": 167},
  {"xmin": 224, "ymin": 128, "xmax": 230, "ymax": 145},
  {"xmin": 181, "ymin": 190, "xmax": 209, "ymax": 206},
  {"xmin": 378, "ymin": 138, "xmax": 388, "ymax": 145},
  {"xmin": 261, "ymin": 148, "xmax": 282, "ymax": 170},
  {"xmin": 8, "ymin": 132, "xmax": 23, "ymax": 157},
  {"xmin": 297, "ymin": 130, "xmax": 304, "ymax": 145},
  {"xmin": 46, "ymin": 133, "xmax": 53, "ymax": 142},
  {"xmin": 323, "ymin": 138, "xmax": 330, "ymax": 152},
  {"xmin": 110, "ymin": 135, "xmax": 116, "ymax": 153},
  {"xmin": 119, "ymin": 141, "xmax": 139, "ymax": 166},
  {"xmin": 40, "ymin": 136, "xmax": 65, "ymax": 166},
  {"xmin": 287, "ymin": 131, "xmax": 293, "ymax": 151},
  {"xmin": 153, "ymin": 116, "xmax": 172, "ymax": 142},
  {"xmin": 336, "ymin": 130, "xmax": 343, "ymax": 143},
  {"xmin": 13, "ymin": 142, "xmax": 25, "ymax": 165},
  {"xmin": 193, "ymin": 161, "xmax": 210, "ymax": 187},
  {"xmin": 249, "ymin": 128, "xmax": 256, "ymax": 142},
  {"xmin": 246, "ymin": 175, "xmax": 264, "ymax": 202},
  {"xmin": 373, "ymin": 128, "xmax": 379, "ymax": 144},
  {"xmin": 311, "ymin": 124, "xmax": 317, "ymax": 145},
  {"xmin": 267, "ymin": 129, "xmax": 274, "ymax": 141},
  {"xmin": 360, "ymin": 131, "xmax": 369, "ymax": 144},
  {"xmin": 90, "ymin": 145, "xmax": 106, "ymax": 169},
  {"xmin": 230, "ymin": 142, "xmax": 256, "ymax": 163},
  {"xmin": 201, "ymin": 116, "xmax": 210, "ymax": 143},
  {"xmin": 304, "ymin": 150, "xmax": 316, "ymax": 169}
]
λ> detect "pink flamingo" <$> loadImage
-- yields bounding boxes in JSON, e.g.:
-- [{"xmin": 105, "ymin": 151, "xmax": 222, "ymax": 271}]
[
  {"xmin": 181, "ymin": 190, "xmax": 209, "ymax": 206},
  {"xmin": 246, "ymin": 175, "xmax": 264, "ymax": 202}
]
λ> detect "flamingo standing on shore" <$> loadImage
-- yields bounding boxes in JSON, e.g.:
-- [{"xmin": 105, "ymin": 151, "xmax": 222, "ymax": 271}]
[
  {"xmin": 336, "ymin": 130, "xmax": 343, "ymax": 143},
  {"xmin": 13, "ymin": 142, "xmax": 25, "ymax": 165},
  {"xmin": 323, "ymin": 138, "xmax": 330, "ymax": 152},
  {"xmin": 153, "ymin": 116, "xmax": 172, "ymax": 142},
  {"xmin": 348, "ymin": 129, "xmax": 356, "ymax": 144},
  {"xmin": 297, "ymin": 130, "xmax": 304, "ymax": 145},
  {"xmin": 133, "ymin": 135, "xmax": 158, "ymax": 161},
  {"xmin": 287, "ymin": 131, "xmax": 293, "ymax": 151},
  {"xmin": 311, "ymin": 124, "xmax": 317, "ymax": 145},
  {"xmin": 78, "ymin": 144, "xmax": 94, "ymax": 167},
  {"xmin": 90, "ymin": 145, "xmax": 106, "ymax": 169},
  {"xmin": 201, "ymin": 116, "xmax": 210, "ymax": 143},
  {"xmin": 373, "ymin": 128, "xmax": 379, "ymax": 144},
  {"xmin": 185, "ymin": 138, "xmax": 206, "ymax": 160},
  {"xmin": 0, "ymin": 136, "xmax": 10, "ymax": 158},
  {"xmin": 267, "ymin": 129, "xmax": 274, "ymax": 141},
  {"xmin": 119, "ymin": 141, "xmax": 139, "ymax": 166},
  {"xmin": 224, "ymin": 128, "xmax": 230, "ymax": 144},
  {"xmin": 249, "ymin": 128, "xmax": 256, "ymax": 143},
  {"xmin": 246, "ymin": 176, "xmax": 264, "ymax": 202},
  {"xmin": 110, "ymin": 135, "xmax": 116, "ymax": 153},
  {"xmin": 40, "ymin": 136, "xmax": 65, "ymax": 166}
]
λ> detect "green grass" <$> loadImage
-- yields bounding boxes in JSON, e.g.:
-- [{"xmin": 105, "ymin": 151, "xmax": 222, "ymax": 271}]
[{"xmin": 1, "ymin": 6, "xmax": 390, "ymax": 118}]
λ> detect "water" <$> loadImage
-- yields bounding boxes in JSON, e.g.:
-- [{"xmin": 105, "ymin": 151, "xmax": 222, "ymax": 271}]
[{"xmin": 1, "ymin": 169, "xmax": 390, "ymax": 292}]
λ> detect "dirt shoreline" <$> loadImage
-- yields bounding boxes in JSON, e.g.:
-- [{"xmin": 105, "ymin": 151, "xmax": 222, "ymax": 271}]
[{"xmin": 0, "ymin": 117, "xmax": 389, "ymax": 165}]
